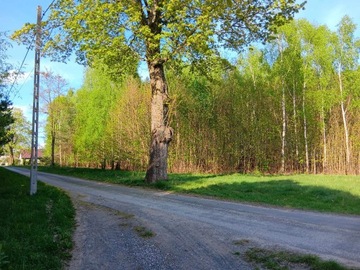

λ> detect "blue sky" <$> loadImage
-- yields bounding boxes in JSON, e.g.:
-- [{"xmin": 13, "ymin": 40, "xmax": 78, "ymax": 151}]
[
  {"xmin": 1, "ymin": 0, "xmax": 84, "ymax": 117},
  {"xmin": 1, "ymin": 0, "xmax": 360, "ymax": 142}
]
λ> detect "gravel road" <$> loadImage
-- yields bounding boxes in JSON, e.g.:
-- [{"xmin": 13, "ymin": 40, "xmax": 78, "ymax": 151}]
[{"xmin": 6, "ymin": 167, "xmax": 360, "ymax": 269}]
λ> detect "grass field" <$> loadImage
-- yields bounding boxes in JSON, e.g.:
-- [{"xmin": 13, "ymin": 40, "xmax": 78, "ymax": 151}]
[
  {"xmin": 0, "ymin": 167, "xmax": 75, "ymax": 270},
  {"xmin": 38, "ymin": 166, "xmax": 360, "ymax": 215}
]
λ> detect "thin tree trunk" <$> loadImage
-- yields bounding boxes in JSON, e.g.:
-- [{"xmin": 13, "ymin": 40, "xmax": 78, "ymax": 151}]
[
  {"xmin": 145, "ymin": 61, "xmax": 173, "ymax": 183},
  {"xmin": 302, "ymin": 81, "xmax": 309, "ymax": 173},
  {"xmin": 292, "ymin": 80, "xmax": 299, "ymax": 171},
  {"xmin": 280, "ymin": 85, "xmax": 286, "ymax": 173},
  {"xmin": 59, "ymin": 121, "xmax": 62, "ymax": 166},
  {"xmin": 277, "ymin": 36, "xmax": 286, "ymax": 174},
  {"xmin": 59, "ymin": 144, "xmax": 62, "ymax": 167},
  {"xmin": 338, "ymin": 66, "xmax": 351, "ymax": 173},
  {"xmin": 51, "ymin": 130, "xmax": 55, "ymax": 167},
  {"xmin": 321, "ymin": 106, "xmax": 327, "ymax": 173}
]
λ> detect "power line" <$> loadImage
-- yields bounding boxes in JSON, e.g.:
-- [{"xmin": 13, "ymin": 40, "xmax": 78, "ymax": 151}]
[
  {"xmin": 8, "ymin": 40, "xmax": 34, "ymax": 95},
  {"xmin": 8, "ymin": 0, "xmax": 56, "ymax": 96},
  {"xmin": 42, "ymin": 0, "xmax": 56, "ymax": 19},
  {"xmin": 11, "ymin": 68, "xmax": 34, "ymax": 98}
]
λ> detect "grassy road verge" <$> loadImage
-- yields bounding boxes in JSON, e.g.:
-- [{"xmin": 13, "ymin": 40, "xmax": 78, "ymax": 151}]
[
  {"xmin": 0, "ymin": 167, "xmax": 75, "ymax": 270},
  {"xmin": 38, "ymin": 166, "xmax": 360, "ymax": 215},
  {"xmin": 36, "ymin": 166, "xmax": 357, "ymax": 269}
]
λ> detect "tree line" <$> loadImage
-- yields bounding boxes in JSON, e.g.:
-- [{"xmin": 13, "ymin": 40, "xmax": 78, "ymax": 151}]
[
  {"xmin": 12, "ymin": 0, "xmax": 305, "ymax": 182},
  {"xmin": 0, "ymin": 32, "xmax": 16, "ymax": 161},
  {"xmin": 42, "ymin": 17, "xmax": 360, "ymax": 175}
]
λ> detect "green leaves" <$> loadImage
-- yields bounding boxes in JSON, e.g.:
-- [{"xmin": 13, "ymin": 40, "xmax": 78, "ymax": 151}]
[
  {"xmin": 12, "ymin": 0, "xmax": 304, "ymax": 70},
  {"xmin": 0, "ymin": 95, "xmax": 14, "ymax": 148}
]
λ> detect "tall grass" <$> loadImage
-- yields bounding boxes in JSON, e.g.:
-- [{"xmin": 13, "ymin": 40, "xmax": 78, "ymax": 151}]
[{"xmin": 0, "ymin": 167, "xmax": 75, "ymax": 270}]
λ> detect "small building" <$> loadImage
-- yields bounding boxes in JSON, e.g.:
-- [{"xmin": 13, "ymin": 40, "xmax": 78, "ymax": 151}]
[{"xmin": 19, "ymin": 149, "xmax": 44, "ymax": 165}]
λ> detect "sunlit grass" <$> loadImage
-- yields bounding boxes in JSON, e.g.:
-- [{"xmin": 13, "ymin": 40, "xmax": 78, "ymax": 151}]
[
  {"xmin": 37, "ymin": 166, "xmax": 360, "ymax": 215},
  {"xmin": 0, "ymin": 167, "xmax": 75, "ymax": 270},
  {"xmin": 167, "ymin": 173, "xmax": 360, "ymax": 215},
  {"xmin": 170, "ymin": 173, "xmax": 360, "ymax": 196}
]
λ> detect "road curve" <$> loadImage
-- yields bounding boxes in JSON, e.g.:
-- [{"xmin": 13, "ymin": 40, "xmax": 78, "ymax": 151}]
[{"xmin": 6, "ymin": 167, "xmax": 360, "ymax": 269}]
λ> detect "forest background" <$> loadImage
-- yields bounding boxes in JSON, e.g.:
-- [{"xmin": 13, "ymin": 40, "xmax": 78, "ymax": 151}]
[
  {"xmin": 2, "ymin": 4, "xmax": 360, "ymax": 176},
  {"xmin": 36, "ymin": 16, "xmax": 360, "ymax": 175}
]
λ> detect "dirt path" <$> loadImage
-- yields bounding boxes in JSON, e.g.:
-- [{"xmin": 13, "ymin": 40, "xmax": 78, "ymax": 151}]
[
  {"xmin": 7, "ymin": 167, "xmax": 360, "ymax": 269},
  {"xmin": 67, "ymin": 196, "xmax": 254, "ymax": 270}
]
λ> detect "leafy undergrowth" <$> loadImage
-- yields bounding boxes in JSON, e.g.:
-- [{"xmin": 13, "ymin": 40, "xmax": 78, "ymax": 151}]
[
  {"xmin": 37, "ymin": 166, "xmax": 360, "ymax": 216},
  {"xmin": 0, "ymin": 167, "xmax": 75, "ymax": 270}
]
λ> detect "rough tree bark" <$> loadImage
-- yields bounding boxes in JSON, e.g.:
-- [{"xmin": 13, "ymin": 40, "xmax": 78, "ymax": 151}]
[
  {"xmin": 145, "ymin": 61, "xmax": 173, "ymax": 183},
  {"xmin": 142, "ymin": 1, "xmax": 174, "ymax": 183},
  {"xmin": 8, "ymin": 145, "xmax": 14, "ymax": 165}
]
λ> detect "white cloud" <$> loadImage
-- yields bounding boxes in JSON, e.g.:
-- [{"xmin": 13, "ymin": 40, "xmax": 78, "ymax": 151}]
[{"xmin": 6, "ymin": 69, "xmax": 33, "ymax": 85}]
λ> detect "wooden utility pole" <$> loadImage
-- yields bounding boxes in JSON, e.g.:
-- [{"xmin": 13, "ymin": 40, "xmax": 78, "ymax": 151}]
[{"xmin": 30, "ymin": 6, "xmax": 42, "ymax": 195}]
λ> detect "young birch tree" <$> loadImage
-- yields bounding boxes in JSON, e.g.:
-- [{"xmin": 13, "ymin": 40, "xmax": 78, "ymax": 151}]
[
  {"xmin": 333, "ymin": 16, "xmax": 360, "ymax": 173},
  {"xmin": 13, "ymin": 0, "xmax": 305, "ymax": 182}
]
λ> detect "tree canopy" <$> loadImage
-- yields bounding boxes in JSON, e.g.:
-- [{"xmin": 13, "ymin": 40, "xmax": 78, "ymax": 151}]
[
  {"xmin": 13, "ymin": 0, "xmax": 306, "ymax": 182},
  {"xmin": 13, "ymin": 0, "xmax": 305, "ymax": 67},
  {"xmin": 41, "ymin": 16, "xmax": 360, "ymax": 175},
  {"xmin": 0, "ymin": 33, "xmax": 14, "ymax": 149}
]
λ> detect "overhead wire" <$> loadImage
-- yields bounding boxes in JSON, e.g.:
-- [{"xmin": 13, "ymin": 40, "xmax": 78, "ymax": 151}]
[
  {"xmin": 8, "ymin": 0, "xmax": 57, "ymax": 97},
  {"xmin": 8, "ymin": 38, "xmax": 35, "ymax": 97},
  {"xmin": 42, "ymin": 0, "xmax": 56, "ymax": 19},
  {"xmin": 10, "ymin": 68, "xmax": 34, "ymax": 100}
]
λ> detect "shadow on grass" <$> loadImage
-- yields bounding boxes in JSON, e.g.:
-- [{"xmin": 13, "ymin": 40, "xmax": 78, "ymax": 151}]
[
  {"xmin": 178, "ymin": 179, "xmax": 360, "ymax": 215},
  {"xmin": 38, "ymin": 166, "xmax": 217, "ymax": 187},
  {"xmin": 38, "ymin": 166, "xmax": 146, "ymax": 185},
  {"xmin": 36, "ymin": 166, "xmax": 360, "ymax": 215}
]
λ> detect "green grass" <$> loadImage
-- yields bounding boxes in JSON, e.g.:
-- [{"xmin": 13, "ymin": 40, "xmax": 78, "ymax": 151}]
[
  {"xmin": 133, "ymin": 226, "xmax": 156, "ymax": 238},
  {"xmin": 168, "ymin": 173, "xmax": 360, "ymax": 215},
  {"xmin": 245, "ymin": 247, "xmax": 347, "ymax": 270},
  {"xmin": 37, "ymin": 166, "xmax": 360, "ymax": 215},
  {"xmin": 0, "ymin": 167, "xmax": 75, "ymax": 270}
]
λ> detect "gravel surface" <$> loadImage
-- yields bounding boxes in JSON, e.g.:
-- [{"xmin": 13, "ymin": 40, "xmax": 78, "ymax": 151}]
[
  {"xmin": 6, "ymin": 167, "xmax": 360, "ymax": 269},
  {"xmin": 67, "ymin": 197, "xmax": 254, "ymax": 270}
]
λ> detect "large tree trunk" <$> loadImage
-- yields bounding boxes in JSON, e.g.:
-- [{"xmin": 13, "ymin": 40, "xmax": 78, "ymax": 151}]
[
  {"xmin": 8, "ymin": 145, "xmax": 14, "ymax": 165},
  {"xmin": 145, "ymin": 61, "xmax": 173, "ymax": 183}
]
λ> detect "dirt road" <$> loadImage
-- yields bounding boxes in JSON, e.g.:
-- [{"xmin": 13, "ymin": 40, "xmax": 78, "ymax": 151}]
[{"xmin": 7, "ymin": 167, "xmax": 360, "ymax": 269}]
